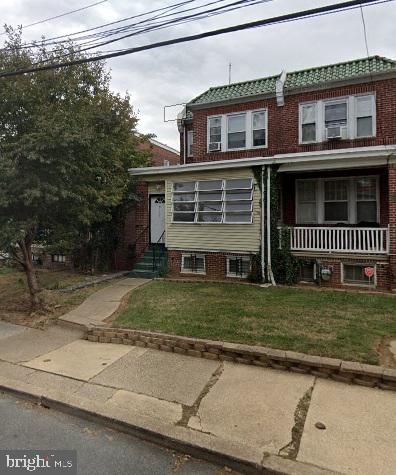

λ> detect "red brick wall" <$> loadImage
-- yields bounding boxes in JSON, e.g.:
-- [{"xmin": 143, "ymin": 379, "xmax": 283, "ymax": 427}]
[
  {"xmin": 179, "ymin": 122, "xmax": 193, "ymax": 164},
  {"xmin": 301, "ymin": 257, "xmax": 390, "ymax": 290},
  {"xmin": 388, "ymin": 165, "xmax": 396, "ymax": 289},
  {"xmin": 138, "ymin": 141, "xmax": 180, "ymax": 166},
  {"xmin": 115, "ymin": 182, "xmax": 149, "ymax": 270},
  {"xmin": 168, "ymin": 250, "xmax": 257, "ymax": 281},
  {"xmin": 184, "ymin": 77, "xmax": 396, "ymax": 163},
  {"xmin": 114, "ymin": 209, "xmax": 136, "ymax": 271},
  {"xmin": 282, "ymin": 167, "xmax": 389, "ymax": 227}
]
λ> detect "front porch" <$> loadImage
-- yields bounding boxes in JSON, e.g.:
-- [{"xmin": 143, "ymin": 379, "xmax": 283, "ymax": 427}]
[{"xmin": 278, "ymin": 225, "xmax": 389, "ymax": 255}]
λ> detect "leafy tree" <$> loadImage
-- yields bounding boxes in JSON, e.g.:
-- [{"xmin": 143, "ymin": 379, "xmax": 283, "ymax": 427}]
[{"xmin": 0, "ymin": 28, "xmax": 149, "ymax": 309}]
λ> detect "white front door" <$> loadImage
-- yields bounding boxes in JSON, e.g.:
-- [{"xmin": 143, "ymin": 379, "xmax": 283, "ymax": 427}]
[{"xmin": 150, "ymin": 195, "xmax": 165, "ymax": 244}]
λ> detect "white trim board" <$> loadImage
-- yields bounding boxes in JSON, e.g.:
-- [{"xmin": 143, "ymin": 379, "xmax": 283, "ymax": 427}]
[{"xmin": 129, "ymin": 145, "xmax": 396, "ymax": 177}]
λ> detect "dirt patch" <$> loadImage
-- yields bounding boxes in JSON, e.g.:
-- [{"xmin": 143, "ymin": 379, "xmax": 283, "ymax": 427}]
[{"xmin": 377, "ymin": 336, "xmax": 396, "ymax": 369}]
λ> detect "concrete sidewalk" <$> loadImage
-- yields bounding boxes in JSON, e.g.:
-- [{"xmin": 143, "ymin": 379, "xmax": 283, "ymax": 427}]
[
  {"xmin": 58, "ymin": 277, "xmax": 149, "ymax": 328},
  {"xmin": 0, "ymin": 321, "xmax": 396, "ymax": 475}
]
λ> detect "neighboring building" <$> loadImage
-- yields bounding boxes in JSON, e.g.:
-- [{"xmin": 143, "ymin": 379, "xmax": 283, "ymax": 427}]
[
  {"xmin": 130, "ymin": 56, "xmax": 396, "ymax": 290},
  {"xmin": 139, "ymin": 138, "xmax": 180, "ymax": 166},
  {"xmin": 114, "ymin": 138, "xmax": 179, "ymax": 270},
  {"xmin": 33, "ymin": 138, "xmax": 179, "ymax": 271}
]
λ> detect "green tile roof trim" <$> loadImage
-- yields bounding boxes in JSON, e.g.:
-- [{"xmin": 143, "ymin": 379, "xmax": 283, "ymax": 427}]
[{"xmin": 188, "ymin": 56, "xmax": 396, "ymax": 107}]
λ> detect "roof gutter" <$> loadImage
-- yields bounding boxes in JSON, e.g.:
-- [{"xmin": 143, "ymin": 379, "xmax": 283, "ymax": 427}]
[{"xmin": 129, "ymin": 145, "xmax": 395, "ymax": 177}]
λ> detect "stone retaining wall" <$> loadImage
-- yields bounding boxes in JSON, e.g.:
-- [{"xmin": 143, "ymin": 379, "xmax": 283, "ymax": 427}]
[{"xmin": 86, "ymin": 327, "xmax": 396, "ymax": 391}]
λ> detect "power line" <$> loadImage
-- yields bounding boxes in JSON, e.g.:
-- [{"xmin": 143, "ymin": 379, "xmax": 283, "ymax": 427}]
[
  {"xmin": 0, "ymin": 0, "xmax": 392, "ymax": 78},
  {"xmin": 27, "ymin": 0, "xmax": 272, "ymax": 66},
  {"xmin": 0, "ymin": 0, "xmax": 109, "ymax": 36},
  {"xmin": 20, "ymin": 0, "xmax": 198, "ymax": 47}
]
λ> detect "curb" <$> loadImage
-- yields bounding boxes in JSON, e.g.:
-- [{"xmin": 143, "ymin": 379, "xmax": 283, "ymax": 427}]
[
  {"xmin": 87, "ymin": 327, "xmax": 396, "ymax": 392},
  {"xmin": 0, "ymin": 382, "xmax": 338, "ymax": 475}
]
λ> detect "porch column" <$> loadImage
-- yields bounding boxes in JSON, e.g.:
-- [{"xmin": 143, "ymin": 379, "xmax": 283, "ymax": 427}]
[{"xmin": 388, "ymin": 164, "xmax": 396, "ymax": 289}]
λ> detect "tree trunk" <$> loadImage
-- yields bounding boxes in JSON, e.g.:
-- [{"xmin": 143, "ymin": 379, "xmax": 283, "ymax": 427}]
[{"xmin": 16, "ymin": 230, "xmax": 43, "ymax": 311}]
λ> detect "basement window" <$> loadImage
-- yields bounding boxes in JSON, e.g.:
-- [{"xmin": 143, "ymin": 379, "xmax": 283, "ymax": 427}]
[
  {"xmin": 181, "ymin": 254, "xmax": 205, "ymax": 274},
  {"xmin": 342, "ymin": 263, "xmax": 375, "ymax": 286},
  {"xmin": 226, "ymin": 256, "xmax": 251, "ymax": 278},
  {"xmin": 299, "ymin": 261, "xmax": 316, "ymax": 282}
]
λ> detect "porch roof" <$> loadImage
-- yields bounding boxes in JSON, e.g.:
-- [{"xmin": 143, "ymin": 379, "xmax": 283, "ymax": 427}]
[{"xmin": 129, "ymin": 145, "xmax": 395, "ymax": 177}]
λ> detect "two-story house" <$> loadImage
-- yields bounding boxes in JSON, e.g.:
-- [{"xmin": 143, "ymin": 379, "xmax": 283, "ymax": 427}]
[{"xmin": 129, "ymin": 56, "xmax": 396, "ymax": 291}]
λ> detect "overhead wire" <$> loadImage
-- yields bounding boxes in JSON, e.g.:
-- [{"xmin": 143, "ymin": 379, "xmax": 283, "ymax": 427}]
[{"xmin": 0, "ymin": 0, "xmax": 393, "ymax": 78}]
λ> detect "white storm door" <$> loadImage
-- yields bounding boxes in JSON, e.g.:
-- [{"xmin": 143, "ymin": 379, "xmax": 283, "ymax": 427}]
[{"xmin": 150, "ymin": 195, "xmax": 165, "ymax": 244}]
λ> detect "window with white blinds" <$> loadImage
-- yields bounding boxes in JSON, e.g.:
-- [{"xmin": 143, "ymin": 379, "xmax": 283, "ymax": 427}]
[{"xmin": 172, "ymin": 178, "xmax": 253, "ymax": 224}]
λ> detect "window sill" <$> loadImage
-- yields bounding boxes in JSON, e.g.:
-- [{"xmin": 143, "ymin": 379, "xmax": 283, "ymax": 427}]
[
  {"xmin": 181, "ymin": 270, "xmax": 206, "ymax": 275},
  {"xmin": 226, "ymin": 273, "xmax": 248, "ymax": 279},
  {"xmin": 342, "ymin": 281, "xmax": 376, "ymax": 288},
  {"xmin": 206, "ymin": 146, "xmax": 268, "ymax": 153}
]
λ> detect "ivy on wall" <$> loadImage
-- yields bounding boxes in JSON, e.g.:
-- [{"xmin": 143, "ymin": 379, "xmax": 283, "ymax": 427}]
[{"xmin": 252, "ymin": 166, "xmax": 300, "ymax": 285}]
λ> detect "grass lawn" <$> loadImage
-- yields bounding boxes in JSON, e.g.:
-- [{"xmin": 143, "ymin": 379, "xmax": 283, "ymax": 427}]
[
  {"xmin": 0, "ymin": 267, "xmax": 118, "ymax": 328},
  {"xmin": 115, "ymin": 281, "xmax": 396, "ymax": 364}
]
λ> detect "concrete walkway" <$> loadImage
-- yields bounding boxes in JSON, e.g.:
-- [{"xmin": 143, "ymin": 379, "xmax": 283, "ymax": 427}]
[
  {"xmin": 58, "ymin": 277, "xmax": 149, "ymax": 328},
  {"xmin": 0, "ymin": 321, "xmax": 395, "ymax": 474}
]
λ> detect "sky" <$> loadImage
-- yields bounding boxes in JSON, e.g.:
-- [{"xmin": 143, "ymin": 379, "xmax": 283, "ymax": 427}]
[{"xmin": 1, "ymin": 0, "xmax": 395, "ymax": 151}]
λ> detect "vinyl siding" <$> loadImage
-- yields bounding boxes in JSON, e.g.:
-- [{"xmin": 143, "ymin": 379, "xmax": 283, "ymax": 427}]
[{"xmin": 164, "ymin": 168, "xmax": 261, "ymax": 252}]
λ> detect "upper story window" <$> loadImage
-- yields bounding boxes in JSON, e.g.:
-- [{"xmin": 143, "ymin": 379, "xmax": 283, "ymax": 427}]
[
  {"xmin": 172, "ymin": 178, "xmax": 253, "ymax": 224},
  {"xmin": 208, "ymin": 116, "xmax": 222, "ymax": 152},
  {"xmin": 207, "ymin": 109, "xmax": 267, "ymax": 152},
  {"xmin": 296, "ymin": 176, "xmax": 379, "ymax": 225},
  {"xmin": 228, "ymin": 114, "xmax": 246, "ymax": 149},
  {"xmin": 299, "ymin": 94, "xmax": 375, "ymax": 144},
  {"xmin": 301, "ymin": 104, "xmax": 317, "ymax": 143},
  {"xmin": 187, "ymin": 130, "xmax": 193, "ymax": 157}
]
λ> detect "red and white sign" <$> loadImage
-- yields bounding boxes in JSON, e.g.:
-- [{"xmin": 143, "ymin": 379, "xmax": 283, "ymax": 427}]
[{"xmin": 364, "ymin": 267, "xmax": 375, "ymax": 279}]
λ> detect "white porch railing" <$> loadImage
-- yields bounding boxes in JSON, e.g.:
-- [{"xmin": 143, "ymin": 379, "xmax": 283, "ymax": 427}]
[{"xmin": 278, "ymin": 226, "xmax": 389, "ymax": 254}]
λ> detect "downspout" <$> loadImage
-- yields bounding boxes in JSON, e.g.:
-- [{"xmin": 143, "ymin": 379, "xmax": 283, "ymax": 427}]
[
  {"xmin": 267, "ymin": 166, "xmax": 276, "ymax": 286},
  {"xmin": 183, "ymin": 126, "xmax": 187, "ymax": 164},
  {"xmin": 177, "ymin": 107, "xmax": 187, "ymax": 165},
  {"xmin": 261, "ymin": 166, "xmax": 265, "ymax": 282}
]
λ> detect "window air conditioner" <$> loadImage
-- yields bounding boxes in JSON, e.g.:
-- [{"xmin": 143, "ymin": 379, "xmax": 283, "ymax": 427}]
[{"xmin": 326, "ymin": 126, "xmax": 347, "ymax": 140}]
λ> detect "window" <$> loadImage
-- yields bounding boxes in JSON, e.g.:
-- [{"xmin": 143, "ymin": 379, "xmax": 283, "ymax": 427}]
[
  {"xmin": 187, "ymin": 130, "xmax": 193, "ymax": 157},
  {"xmin": 301, "ymin": 104, "xmax": 317, "ymax": 143},
  {"xmin": 299, "ymin": 94, "xmax": 375, "ymax": 143},
  {"xmin": 324, "ymin": 179, "xmax": 349, "ymax": 222},
  {"xmin": 172, "ymin": 178, "xmax": 253, "ymax": 224},
  {"xmin": 299, "ymin": 261, "xmax": 316, "ymax": 282},
  {"xmin": 296, "ymin": 180, "xmax": 317, "ymax": 224},
  {"xmin": 324, "ymin": 101, "xmax": 347, "ymax": 128},
  {"xmin": 252, "ymin": 111, "xmax": 266, "ymax": 147},
  {"xmin": 226, "ymin": 256, "xmax": 251, "ymax": 278},
  {"xmin": 207, "ymin": 109, "xmax": 267, "ymax": 152},
  {"xmin": 356, "ymin": 95, "xmax": 375, "ymax": 137},
  {"xmin": 182, "ymin": 254, "xmax": 205, "ymax": 274},
  {"xmin": 208, "ymin": 116, "xmax": 222, "ymax": 151},
  {"xmin": 52, "ymin": 254, "xmax": 66, "ymax": 263},
  {"xmin": 228, "ymin": 114, "xmax": 246, "ymax": 149},
  {"xmin": 295, "ymin": 176, "xmax": 379, "ymax": 225},
  {"xmin": 356, "ymin": 176, "xmax": 377, "ymax": 223},
  {"xmin": 342, "ymin": 263, "xmax": 375, "ymax": 286}
]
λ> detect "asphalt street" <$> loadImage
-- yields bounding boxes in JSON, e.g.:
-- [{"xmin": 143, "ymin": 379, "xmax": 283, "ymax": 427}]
[{"xmin": 0, "ymin": 392, "xmax": 236, "ymax": 475}]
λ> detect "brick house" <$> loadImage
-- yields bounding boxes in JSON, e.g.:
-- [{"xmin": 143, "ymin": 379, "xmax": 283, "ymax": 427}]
[{"xmin": 130, "ymin": 56, "xmax": 396, "ymax": 290}]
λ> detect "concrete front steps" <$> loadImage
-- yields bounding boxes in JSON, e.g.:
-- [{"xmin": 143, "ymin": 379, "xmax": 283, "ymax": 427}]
[{"xmin": 129, "ymin": 245, "xmax": 167, "ymax": 279}]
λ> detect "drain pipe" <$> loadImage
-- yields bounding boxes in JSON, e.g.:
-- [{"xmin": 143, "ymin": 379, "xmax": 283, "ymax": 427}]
[
  {"xmin": 267, "ymin": 166, "xmax": 276, "ymax": 286},
  {"xmin": 261, "ymin": 166, "xmax": 265, "ymax": 282}
]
